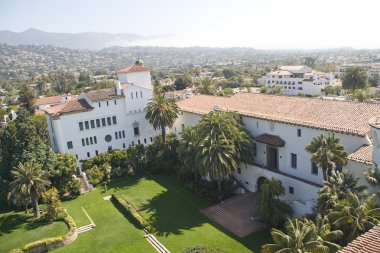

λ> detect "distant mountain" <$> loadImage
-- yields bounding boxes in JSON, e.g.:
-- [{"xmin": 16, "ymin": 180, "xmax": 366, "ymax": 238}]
[{"xmin": 0, "ymin": 28, "xmax": 165, "ymax": 50}]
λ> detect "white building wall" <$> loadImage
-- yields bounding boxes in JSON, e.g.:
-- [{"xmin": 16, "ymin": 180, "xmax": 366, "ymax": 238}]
[
  {"xmin": 371, "ymin": 126, "xmax": 380, "ymax": 167},
  {"xmin": 172, "ymin": 109, "xmax": 371, "ymax": 215},
  {"xmin": 118, "ymin": 72, "xmax": 152, "ymax": 90}
]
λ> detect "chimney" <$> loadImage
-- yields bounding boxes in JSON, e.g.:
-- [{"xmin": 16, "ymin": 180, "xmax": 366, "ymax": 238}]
[{"xmin": 116, "ymin": 80, "xmax": 122, "ymax": 95}]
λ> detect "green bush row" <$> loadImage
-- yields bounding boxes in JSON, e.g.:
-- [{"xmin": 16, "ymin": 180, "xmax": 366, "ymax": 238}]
[
  {"xmin": 9, "ymin": 212, "xmax": 77, "ymax": 253},
  {"xmin": 112, "ymin": 194, "xmax": 155, "ymax": 233}
]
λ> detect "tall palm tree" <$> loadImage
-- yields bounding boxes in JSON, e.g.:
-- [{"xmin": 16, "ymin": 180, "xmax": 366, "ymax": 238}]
[
  {"xmin": 364, "ymin": 165, "xmax": 380, "ymax": 186},
  {"xmin": 145, "ymin": 94, "xmax": 180, "ymax": 142},
  {"xmin": 10, "ymin": 161, "xmax": 50, "ymax": 217},
  {"xmin": 178, "ymin": 127, "xmax": 199, "ymax": 182},
  {"xmin": 310, "ymin": 215, "xmax": 343, "ymax": 253},
  {"xmin": 305, "ymin": 133, "xmax": 347, "ymax": 181},
  {"xmin": 196, "ymin": 77, "xmax": 217, "ymax": 95},
  {"xmin": 258, "ymin": 178, "xmax": 292, "ymax": 227},
  {"xmin": 195, "ymin": 111, "xmax": 253, "ymax": 196},
  {"xmin": 262, "ymin": 219, "xmax": 327, "ymax": 253},
  {"xmin": 341, "ymin": 67, "xmax": 367, "ymax": 90},
  {"xmin": 328, "ymin": 192, "xmax": 380, "ymax": 244}
]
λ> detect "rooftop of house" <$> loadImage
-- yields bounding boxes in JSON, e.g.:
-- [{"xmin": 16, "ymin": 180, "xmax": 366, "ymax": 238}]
[
  {"xmin": 369, "ymin": 117, "xmax": 380, "ymax": 130},
  {"xmin": 347, "ymin": 145, "xmax": 373, "ymax": 165},
  {"xmin": 176, "ymin": 93, "xmax": 380, "ymax": 137},
  {"xmin": 44, "ymin": 99, "xmax": 93, "ymax": 116},
  {"xmin": 279, "ymin": 65, "xmax": 308, "ymax": 71},
  {"xmin": 339, "ymin": 223, "xmax": 380, "ymax": 253},
  {"xmin": 34, "ymin": 94, "xmax": 77, "ymax": 106},
  {"xmin": 118, "ymin": 63, "xmax": 150, "ymax": 74},
  {"xmin": 84, "ymin": 88, "xmax": 123, "ymax": 101},
  {"xmin": 268, "ymin": 70, "xmax": 293, "ymax": 76}
]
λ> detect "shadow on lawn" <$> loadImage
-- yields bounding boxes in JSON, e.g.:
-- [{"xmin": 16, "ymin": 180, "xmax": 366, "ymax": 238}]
[
  {"xmin": 139, "ymin": 188, "xmax": 208, "ymax": 237},
  {"xmin": 0, "ymin": 212, "xmax": 25, "ymax": 236},
  {"xmin": 107, "ymin": 176, "xmax": 145, "ymax": 193}
]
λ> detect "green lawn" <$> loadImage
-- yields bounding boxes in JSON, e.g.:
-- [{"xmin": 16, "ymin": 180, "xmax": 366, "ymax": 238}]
[
  {"xmin": 1, "ymin": 175, "xmax": 270, "ymax": 253},
  {"xmin": 59, "ymin": 174, "xmax": 270, "ymax": 253},
  {"xmin": 0, "ymin": 211, "xmax": 68, "ymax": 253}
]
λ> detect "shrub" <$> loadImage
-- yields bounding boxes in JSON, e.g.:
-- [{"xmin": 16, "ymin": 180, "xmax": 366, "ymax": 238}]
[
  {"xmin": 182, "ymin": 245, "xmax": 225, "ymax": 253},
  {"xmin": 86, "ymin": 165, "xmax": 103, "ymax": 186},
  {"xmin": 42, "ymin": 188, "xmax": 62, "ymax": 222},
  {"xmin": 20, "ymin": 236, "xmax": 63, "ymax": 251},
  {"xmin": 112, "ymin": 194, "xmax": 155, "ymax": 233}
]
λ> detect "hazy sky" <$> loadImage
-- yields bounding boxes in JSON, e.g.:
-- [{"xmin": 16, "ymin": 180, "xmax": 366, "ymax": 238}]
[{"xmin": 1, "ymin": 0, "xmax": 379, "ymax": 49}]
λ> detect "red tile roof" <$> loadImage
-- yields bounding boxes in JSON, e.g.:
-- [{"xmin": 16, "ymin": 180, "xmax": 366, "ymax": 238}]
[
  {"xmin": 84, "ymin": 88, "xmax": 123, "ymax": 101},
  {"xmin": 44, "ymin": 99, "xmax": 93, "ymax": 116},
  {"xmin": 118, "ymin": 64, "xmax": 150, "ymax": 74},
  {"xmin": 347, "ymin": 145, "xmax": 373, "ymax": 165},
  {"xmin": 176, "ymin": 93, "xmax": 380, "ymax": 137},
  {"xmin": 255, "ymin": 133, "xmax": 285, "ymax": 147},
  {"xmin": 370, "ymin": 117, "xmax": 380, "ymax": 130},
  {"xmin": 34, "ymin": 95, "xmax": 77, "ymax": 106},
  {"xmin": 339, "ymin": 223, "xmax": 380, "ymax": 253}
]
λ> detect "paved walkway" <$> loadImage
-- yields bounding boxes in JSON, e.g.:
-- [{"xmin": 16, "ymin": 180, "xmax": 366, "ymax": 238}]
[{"xmin": 200, "ymin": 192, "xmax": 264, "ymax": 237}]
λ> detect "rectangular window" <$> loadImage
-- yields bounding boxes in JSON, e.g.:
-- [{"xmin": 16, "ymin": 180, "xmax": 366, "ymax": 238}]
[
  {"xmin": 107, "ymin": 101, "xmax": 109, "ymax": 106},
  {"xmin": 115, "ymin": 132, "xmax": 118, "ymax": 139},
  {"xmin": 114, "ymin": 100, "xmax": 117, "ymax": 105},
  {"xmin": 253, "ymin": 142, "xmax": 257, "ymax": 157},
  {"xmin": 86, "ymin": 138, "xmax": 89, "ymax": 146},
  {"xmin": 123, "ymin": 143, "xmax": 126, "ymax": 149},
  {"xmin": 82, "ymin": 138, "xmax": 85, "ymax": 146},
  {"xmin": 107, "ymin": 117, "xmax": 112, "ymax": 125},
  {"xmin": 99, "ymin": 102, "xmax": 101, "ymax": 107},
  {"xmin": 90, "ymin": 137, "xmax": 93, "ymax": 145},
  {"xmin": 256, "ymin": 122, "xmax": 259, "ymax": 128},
  {"xmin": 144, "ymin": 138, "xmax": 147, "ymax": 144},
  {"xmin": 138, "ymin": 140, "xmax": 141, "ymax": 145},
  {"xmin": 297, "ymin": 129, "xmax": 301, "ymax": 137},
  {"xmin": 291, "ymin": 153, "xmax": 297, "ymax": 169},
  {"xmin": 85, "ymin": 121, "xmax": 89, "ymax": 130},
  {"xmin": 140, "ymin": 91, "xmax": 143, "ymax": 98},
  {"xmin": 119, "ymin": 131, "xmax": 122, "ymax": 139},
  {"xmin": 134, "ymin": 127, "xmax": 140, "ymax": 136},
  {"xmin": 112, "ymin": 116, "xmax": 117, "ymax": 124},
  {"xmin": 96, "ymin": 119, "xmax": 101, "ymax": 127},
  {"xmin": 131, "ymin": 92, "xmax": 133, "ymax": 99},
  {"xmin": 102, "ymin": 118, "xmax": 106, "ymax": 127},
  {"xmin": 289, "ymin": 186, "xmax": 294, "ymax": 194},
  {"xmin": 95, "ymin": 150, "xmax": 99, "ymax": 156},
  {"xmin": 87, "ymin": 152, "xmax": 90, "ymax": 158},
  {"xmin": 90, "ymin": 120, "xmax": 95, "ymax": 129},
  {"xmin": 67, "ymin": 141, "xmax": 73, "ymax": 149},
  {"xmin": 79, "ymin": 122, "xmax": 84, "ymax": 131},
  {"xmin": 136, "ymin": 92, "xmax": 138, "ymax": 98},
  {"xmin": 122, "ymin": 130, "xmax": 125, "ymax": 138},
  {"xmin": 108, "ymin": 146, "xmax": 112, "ymax": 151},
  {"xmin": 150, "ymin": 137, "xmax": 153, "ymax": 142},
  {"xmin": 94, "ymin": 136, "xmax": 97, "ymax": 144},
  {"xmin": 270, "ymin": 122, "xmax": 275, "ymax": 131},
  {"xmin": 181, "ymin": 124, "xmax": 185, "ymax": 131},
  {"xmin": 132, "ymin": 141, "xmax": 135, "ymax": 146},
  {"xmin": 311, "ymin": 162, "xmax": 318, "ymax": 175}
]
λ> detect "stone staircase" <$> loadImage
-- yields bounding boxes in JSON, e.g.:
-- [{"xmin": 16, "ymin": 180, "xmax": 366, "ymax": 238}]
[
  {"xmin": 77, "ymin": 173, "xmax": 94, "ymax": 194},
  {"xmin": 201, "ymin": 205, "xmax": 264, "ymax": 237},
  {"xmin": 143, "ymin": 229, "xmax": 171, "ymax": 253},
  {"xmin": 77, "ymin": 224, "xmax": 95, "ymax": 234}
]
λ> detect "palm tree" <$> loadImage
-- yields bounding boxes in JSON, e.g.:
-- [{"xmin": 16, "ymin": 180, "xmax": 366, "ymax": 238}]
[
  {"xmin": 194, "ymin": 111, "xmax": 253, "ymax": 196},
  {"xmin": 258, "ymin": 178, "xmax": 292, "ymax": 227},
  {"xmin": 196, "ymin": 77, "xmax": 217, "ymax": 95},
  {"xmin": 341, "ymin": 67, "xmax": 367, "ymax": 90},
  {"xmin": 312, "ymin": 216, "xmax": 343, "ymax": 253},
  {"xmin": 10, "ymin": 161, "xmax": 50, "ymax": 217},
  {"xmin": 145, "ymin": 94, "xmax": 180, "ymax": 142},
  {"xmin": 101, "ymin": 162, "xmax": 111, "ymax": 192},
  {"xmin": 364, "ymin": 165, "xmax": 380, "ymax": 186},
  {"xmin": 178, "ymin": 127, "xmax": 199, "ymax": 182},
  {"xmin": 262, "ymin": 219, "xmax": 327, "ymax": 253},
  {"xmin": 328, "ymin": 192, "xmax": 380, "ymax": 244},
  {"xmin": 305, "ymin": 133, "xmax": 347, "ymax": 181}
]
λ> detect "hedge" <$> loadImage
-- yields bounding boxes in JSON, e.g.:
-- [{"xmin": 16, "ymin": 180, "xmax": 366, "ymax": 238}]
[
  {"xmin": 10, "ymin": 212, "xmax": 77, "ymax": 253},
  {"xmin": 112, "ymin": 194, "xmax": 155, "ymax": 233}
]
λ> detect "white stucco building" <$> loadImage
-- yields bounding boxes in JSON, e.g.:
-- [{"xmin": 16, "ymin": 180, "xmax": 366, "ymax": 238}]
[
  {"xmin": 174, "ymin": 93, "xmax": 380, "ymax": 216},
  {"xmin": 44, "ymin": 60, "xmax": 159, "ymax": 161},
  {"xmin": 259, "ymin": 65, "xmax": 338, "ymax": 96}
]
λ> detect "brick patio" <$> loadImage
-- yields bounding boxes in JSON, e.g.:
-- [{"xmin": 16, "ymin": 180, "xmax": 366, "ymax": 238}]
[{"xmin": 200, "ymin": 192, "xmax": 265, "ymax": 237}]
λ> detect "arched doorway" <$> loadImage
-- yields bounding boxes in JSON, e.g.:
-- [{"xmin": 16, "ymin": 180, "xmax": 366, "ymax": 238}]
[{"xmin": 257, "ymin": 177, "xmax": 268, "ymax": 192}]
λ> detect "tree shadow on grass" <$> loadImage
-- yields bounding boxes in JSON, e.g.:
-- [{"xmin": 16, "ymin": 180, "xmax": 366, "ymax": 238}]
[
  {"xmin": 0, "ymin": 212, "xmax": 25, "ymax": 236},
  {"xmin": 138, "ymin": 189, "xmax": 207, "ymax": 237},
  {"xmin": 107, "ymin": 176, "xmax": 145, "ymax": 194}
]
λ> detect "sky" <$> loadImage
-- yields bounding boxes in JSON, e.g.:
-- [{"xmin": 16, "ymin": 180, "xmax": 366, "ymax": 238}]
[{"xmin": 0, "ymin": 0, "xmax": 380, "ymax": 49}]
